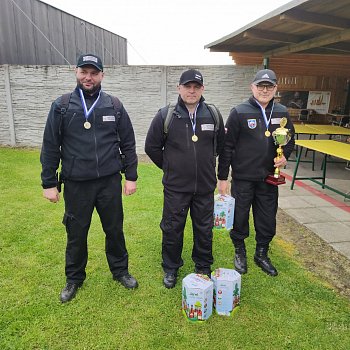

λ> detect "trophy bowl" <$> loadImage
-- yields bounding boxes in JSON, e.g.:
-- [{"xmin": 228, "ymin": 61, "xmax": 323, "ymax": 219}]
[{"xmin": 272, "ymin": 127, "xmax": 291, "ymax": 147}]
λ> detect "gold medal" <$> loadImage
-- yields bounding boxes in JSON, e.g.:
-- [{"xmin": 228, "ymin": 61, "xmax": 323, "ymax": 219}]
[
  {"xmin": 84, "ymin": 121, "xmax": 91, "ymax": 129},
  {"xmin": 192, "ymin": 135, "xmax": 198, "ymax": 142},
  {"xmin": 265, "ymin": 130, "xmax": 271, "ymax": 137}
]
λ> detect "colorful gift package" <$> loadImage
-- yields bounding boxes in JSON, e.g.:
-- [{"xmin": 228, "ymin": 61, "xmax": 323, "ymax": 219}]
[
  {"xmin": 212, "ymin": 268, "xmax": 241, "ymax": 316},
  {"xmin": 182, "ymin": 273, "xmax": 213, "ymax": 321},
  {"xmin": 213, "ymin": 194, "xmax": 235, "ymax": 230}
]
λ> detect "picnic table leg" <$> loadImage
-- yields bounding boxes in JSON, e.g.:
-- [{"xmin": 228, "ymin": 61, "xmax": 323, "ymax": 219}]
[
  {"xmin": 305, "ymin": 134, "xmax": 316, "ymax": 158},
  {"xmin": 295, "ymin": 133, "xmax": 299, "ymax": 158},
  {"xmin": 322, "ymin": 154, "xmax": 327, "ymax": 188},
  {"xmin": 291, "ymin": 146, "xmax": 303, "ymax": 190}
]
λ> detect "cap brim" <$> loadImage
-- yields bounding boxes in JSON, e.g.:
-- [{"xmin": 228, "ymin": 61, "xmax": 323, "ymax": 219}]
[
  {"xmin": 253, "ymin": 79, "xmax": 276, "ymax": 85},
  {"xmin": 180, "ymin": 79, "xmax": 203, "ymax": 86},
  {"xmin": 77, "ymin": 63, "xmax": 103, "ymax": 71}
]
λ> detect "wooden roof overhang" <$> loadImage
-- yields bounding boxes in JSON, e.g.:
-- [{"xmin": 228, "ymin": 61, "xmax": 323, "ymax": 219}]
[{"xmin": 205, "ymin": 0, "xmax": 350, "ymax": 76}]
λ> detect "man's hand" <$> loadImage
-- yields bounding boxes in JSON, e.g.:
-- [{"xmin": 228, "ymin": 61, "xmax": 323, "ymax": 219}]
[
  {"xmin": 217, "ymin": 180, "xmax": 229, "ymax": 195},
  {"xmin": 43, "ymin": 187, "xmax": 60, "ymax": 203},
  {"xmin": 274, "ymin": 155, "xmax": 287, "ymax": 169},
  {"xmin": 123, "ymin": 180, "xmax": 137, "ymax": 196}
]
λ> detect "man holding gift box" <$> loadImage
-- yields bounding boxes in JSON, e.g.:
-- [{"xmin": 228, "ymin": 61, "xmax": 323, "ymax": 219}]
[
  {"xmin": 145, "ymin": 69, "xmax": 225, "ymax": 288},
  {"xmin": 217, "ymin": 69, "xmax": 295, "ymax": 277}
]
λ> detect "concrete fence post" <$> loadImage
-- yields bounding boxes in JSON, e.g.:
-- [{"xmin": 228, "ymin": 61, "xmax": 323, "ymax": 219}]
[
  {"xmin": 161, "ymin": 66, "xmax": 167, "ymax": 106},
  {"xmin": 4, "ymin": 65, "xmax": 16, "ymax": 146}
]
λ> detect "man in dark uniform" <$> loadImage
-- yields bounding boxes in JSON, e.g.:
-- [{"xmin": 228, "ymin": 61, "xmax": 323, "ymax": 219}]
[
  {"xmin": 217, "ymin": 69, "xmax": 295, "ymax": 276},
  {"xmin": 145, "ymin": 69, "xmax": 225, "ymax": 288},
  {"xmin": 40, "ymin": 53, "xmax": 138, "ymax": 303}
]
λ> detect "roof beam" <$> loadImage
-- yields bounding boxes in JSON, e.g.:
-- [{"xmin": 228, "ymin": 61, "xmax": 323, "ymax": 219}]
[
  {"xmin": 264, "ymin": 28, "xmax": 350, "ymax": 56},
  {"xmin": 243, "ymin": 29, "xmax": 302, "ymax": 43},
  {"xmin": 280, "ymin": 9, "xmax": 350, "ymax": 30},
  {"xmin": 208, "ymin": 45, "xmax": 262, "ymax": 52},
  {"xmin": 323, "ymin": 42, "xmax": 350, "ymax": 54}
]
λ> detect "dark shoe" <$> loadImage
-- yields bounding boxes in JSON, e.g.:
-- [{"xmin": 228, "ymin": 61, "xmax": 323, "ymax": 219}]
[
  {"xmin": 163, "ymin": 272, "xmax": 177, "ymax": 289},
  {"xmin": 115, "ymin": 273, "xmax": 138, "ymax": 289},
  {"xmin": 254, "ymin": 247, "xmax": 278, "ymax": 276},
  {"xmin": 60, "ymin": 282, "xmax": 82, "ymax": 303},
  {"xmin": 194, "ymin": 268, "xmax": 211, "ymax": 279},
  {"xmin": 234, "ymin": 247, "xmax": 247, "ymax": 274}
]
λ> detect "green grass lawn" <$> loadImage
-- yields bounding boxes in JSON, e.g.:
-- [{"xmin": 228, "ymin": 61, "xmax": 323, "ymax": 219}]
[{"xmin": 0, "ymin": 147, "xmax": 349, "ymax": 350}]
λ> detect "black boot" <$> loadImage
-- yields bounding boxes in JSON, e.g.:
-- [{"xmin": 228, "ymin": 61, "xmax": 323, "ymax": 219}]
[
  {"xmin": 254, "ymin": 247, "xmax": 278, "ymax": 276},
  {"xmin": 60, "ymin": 282, "xmax": 83, "ymax": 303},
  {"xmin": 234, "ymin": 246, "xmax": 247, "ymax": 274},
  {"xmin": 163, "ymin": 272, "xmax": 177, "ymax": 289}
]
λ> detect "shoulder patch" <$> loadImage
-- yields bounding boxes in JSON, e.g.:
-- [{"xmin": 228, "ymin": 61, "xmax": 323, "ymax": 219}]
[{"xmin": 247, "ymin": 119, "xmax": 257, "ymax": 129}]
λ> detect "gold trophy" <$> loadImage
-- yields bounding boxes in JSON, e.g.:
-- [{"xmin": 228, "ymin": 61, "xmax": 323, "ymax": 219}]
[{"xmin": 265, "ymin": 117, "xmax": 291, "ymax": 186}]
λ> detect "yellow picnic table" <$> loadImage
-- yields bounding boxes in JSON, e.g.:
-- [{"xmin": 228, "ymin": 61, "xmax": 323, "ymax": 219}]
[
  {"xmin": 293, "ymin": 124, "xmax": 350, "ymax": 169},
  {"xmin": 294, "ymin": 124, "xmax": 328, "ymax": 135},
  {"xmin": 308, "ymin": 124, "xmax": 350, "ymax": 136},
  {"xmin": 294, "ymin": 124, "xmax": 350, "ymax": 137},
  {"xmin": 290, "ymin": 139, "xmax": 350, "ymax": 199}
]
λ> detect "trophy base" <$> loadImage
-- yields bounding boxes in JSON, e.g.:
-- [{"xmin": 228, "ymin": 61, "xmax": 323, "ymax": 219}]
[{"xmin": 265, "ymin": 174, "xmax": 286, "ymax": 186}]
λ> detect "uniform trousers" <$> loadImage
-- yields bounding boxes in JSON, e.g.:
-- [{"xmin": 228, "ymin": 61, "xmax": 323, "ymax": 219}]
[
  {"xmin": 230, "ymin": 179, "xmax": 278, "ymax": 248},
  {"xmin": 160, "ymin": 188, "xmax": 214, "ymax": 274},
  {"xmin": 62, "ymin": 174, "xmax": 128, "ymax": 283}
]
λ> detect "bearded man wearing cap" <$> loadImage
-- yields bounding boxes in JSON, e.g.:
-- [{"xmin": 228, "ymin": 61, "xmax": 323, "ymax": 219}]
[
  {"xmin": 145, "ymin": 69, "xmax": 225, "ymax": 288},
  {"xmin": 217, "ymin": 69, "xmax": 295, "ymax": 277},
  {"xmin": 40, "ymin": 53, "xmax": 139, "ymax": 302}
]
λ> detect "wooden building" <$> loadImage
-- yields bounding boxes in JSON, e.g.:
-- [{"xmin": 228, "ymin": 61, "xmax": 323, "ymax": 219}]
[
  {"xmin": 0, "ymin": 0, "xmax": 127, "ymax": 65},
  {"xmin": 205, "ymin": 0, "xmax": 350, "ymax": 124}
]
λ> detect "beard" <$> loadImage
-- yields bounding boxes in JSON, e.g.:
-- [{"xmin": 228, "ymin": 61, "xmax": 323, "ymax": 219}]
[{"xmin": 77, "ymin": 80, "xmax": 101, "ymax": 95}]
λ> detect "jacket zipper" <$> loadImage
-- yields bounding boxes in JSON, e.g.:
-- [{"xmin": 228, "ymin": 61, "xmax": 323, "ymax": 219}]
[
  {"xmin": 186, "ymin": 123, "xmax": 190, "ymax": 149},
  {"xmin": 187, "ymin": 121, "xmax": 198, "ymax": 194},
  {"xmin": 93, "ymin": 111, "xmax": 100, "ymax": 177},
  {"xmin": 259, "ymin": 118, "xmax": 270, "ymax": 181},
  {"xmin": 193, "ymin": 139, "xmax": 198, "ymax": 194}
]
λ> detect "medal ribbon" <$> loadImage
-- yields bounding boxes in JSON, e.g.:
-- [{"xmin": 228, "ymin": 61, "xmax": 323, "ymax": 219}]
[
  {"xmin": 189, "ymin": 104, "xmax": 199, "ymax": 136},
  {"xmin": 79, "ymin": 88, "xmax": 101, "ymax": 122},
  {"xmin": 256, "ymin": 100, "xmax": 275, "ymax": 131}
]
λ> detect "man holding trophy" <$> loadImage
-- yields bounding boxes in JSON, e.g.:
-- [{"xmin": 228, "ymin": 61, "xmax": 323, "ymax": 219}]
[{"xmin": 217, "ymin": 69, "xmax": 295, "ymax": 276}]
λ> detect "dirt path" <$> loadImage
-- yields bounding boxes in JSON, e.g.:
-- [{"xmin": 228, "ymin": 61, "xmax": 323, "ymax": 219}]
[{"xmin": 277, "ymin": 209, "xmax": 350, "ymax": 299}]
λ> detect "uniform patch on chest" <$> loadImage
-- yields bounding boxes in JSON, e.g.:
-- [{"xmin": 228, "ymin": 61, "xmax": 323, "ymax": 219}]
[
  {"xmin": 247, "ymin": 119, "xmax": 257, "ymax": 129},
  {"xmin": 103, "ymin": 115, "xmax": 116, "ymax": 122},
  {"xmin": 201, "ymin": 124, "xmax": 214, "ymax": 131}
]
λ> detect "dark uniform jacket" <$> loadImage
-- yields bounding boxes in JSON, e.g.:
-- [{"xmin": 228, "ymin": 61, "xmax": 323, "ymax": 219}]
[
  {"xmin": 218, "ymin": 96, "xmax": 295, "ymax": 181},
  {"xmin": 145, "ymin": 96, "xmax": 225, "ymax": 194},
  {"xmin": 40, "ymin": 87, "xmax": 137, "ymax": 189}
]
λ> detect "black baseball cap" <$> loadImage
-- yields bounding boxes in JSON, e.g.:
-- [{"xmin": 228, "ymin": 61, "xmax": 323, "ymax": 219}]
[
  {"xmin": 179, "ymin": 69, "xmax": 204, "ymax": 86},
  {"xmin": 252, "ymin": 69, "xmax": 277, "ymax": 85},
  {"xmin": 76, "ymin": 53, "xmax": 103, "ymax": 71}
]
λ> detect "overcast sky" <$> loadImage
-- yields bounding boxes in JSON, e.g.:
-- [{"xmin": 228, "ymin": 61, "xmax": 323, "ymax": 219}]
[{"xmin": 42, "ymin": 0, "xmax": 292, "ymax": 65}]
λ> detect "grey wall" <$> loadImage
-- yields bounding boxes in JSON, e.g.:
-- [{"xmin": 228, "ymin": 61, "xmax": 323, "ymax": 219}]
[
  {"xmin": 0, "ymin": 0, "xmax": 127, "ymax": 65},
  {"xmin": 0, "ymin": 64, "xmax": 259, "ymax": 154}
]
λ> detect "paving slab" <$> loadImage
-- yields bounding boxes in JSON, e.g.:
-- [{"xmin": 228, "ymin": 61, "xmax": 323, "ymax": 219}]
[
  {"xmin": 330, "ymin": 242, "xmax": 350, "ymax": 260},
  {"xmin": 305, "ymin": 222, "xmax": 350, "ymax": 243},
  {"xmin": 318, "ymin": 207, "xmax": 350, "ymax": 222},
  {"xmin": 301, "ymin": 195, "xmax": 339, "ymax": 208},
  {"xmin": 284, "ymin": 207, "xmax": 338, "ymax": 224},
  {"xmin": 278, "ymin": 196, "xmax": 314, "ymax": 209}
]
